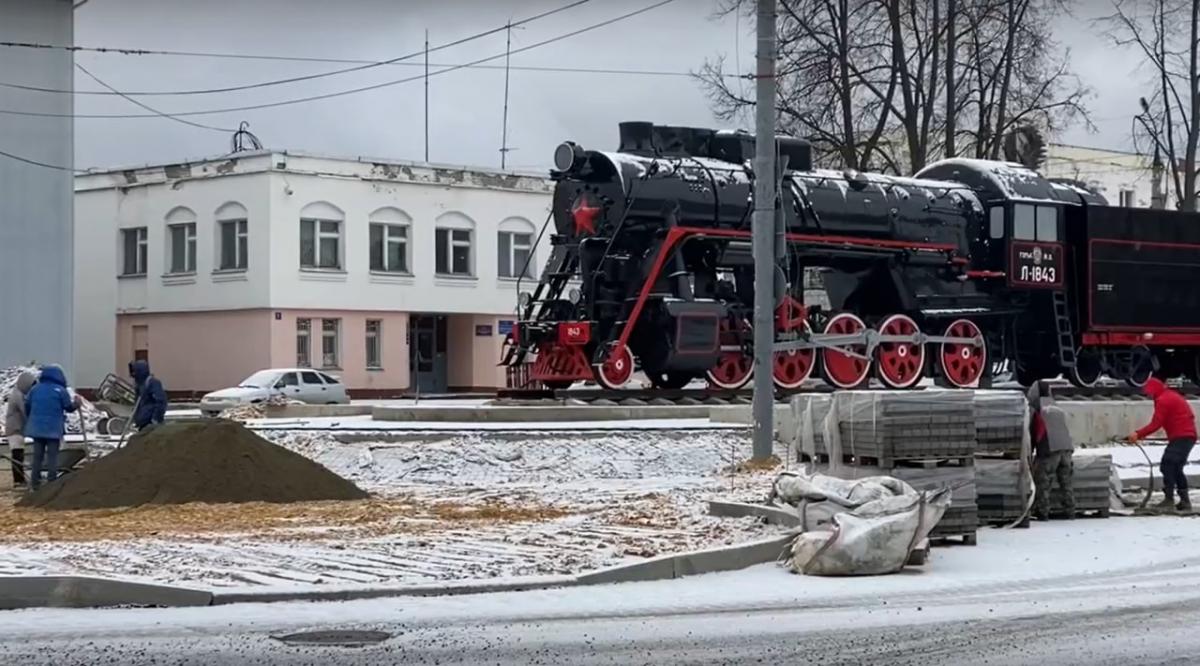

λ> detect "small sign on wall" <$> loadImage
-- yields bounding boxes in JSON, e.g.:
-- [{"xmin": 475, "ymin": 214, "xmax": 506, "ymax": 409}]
[
  {"xmin": 475, "ymin": 325, "xmax": 493, "ymax": 337},
  {"xmin": 498, "ymin": 320, "xmax": 514, "ymax": 335}
]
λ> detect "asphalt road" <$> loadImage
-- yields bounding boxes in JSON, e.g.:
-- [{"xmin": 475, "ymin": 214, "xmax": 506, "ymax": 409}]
[{"xmin": 4, "ymin": 559, "xmax": 1200, "ymax": 666}]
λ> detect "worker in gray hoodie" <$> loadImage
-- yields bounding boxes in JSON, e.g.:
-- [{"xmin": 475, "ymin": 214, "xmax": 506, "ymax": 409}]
[
  {"xmin": 1028, "ymin": 380, "xmax": 1075, "ymax": 520},
  {"xmin": 4, "ymin": 371, "xmax": 36, "ymax": 485}
]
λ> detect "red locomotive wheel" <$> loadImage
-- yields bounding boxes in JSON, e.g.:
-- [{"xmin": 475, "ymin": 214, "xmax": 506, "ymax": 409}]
[
  {"xmin": 707, "ymin": 319, "xmax": 754, "ymax": 390},
  {"xmin": 594, "ymin": 343, "xmax": 635, "ymax": 390},
  {"xmin": 773, "ymin": 322, "xmax": 815, "ymax": 390},
  {"xmin": 940, "ymin": 319, "xmax": 986, "ymax": 388},
  {"xmin": 875, "ymin": 314, "xmax": 925, "ymax": 389},
  {"xmin": 821, "ymin": 313, "xmax": 871, "ymax": 389},
  {"xmin": 707, "ymin": 354, "xmax": 754, "ymax": 390}
]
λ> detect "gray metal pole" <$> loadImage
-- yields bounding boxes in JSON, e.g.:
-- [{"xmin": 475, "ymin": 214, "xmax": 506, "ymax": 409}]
[{"xmin": 751, "ymin": 0, "xmax": 777, "ymax": 461}]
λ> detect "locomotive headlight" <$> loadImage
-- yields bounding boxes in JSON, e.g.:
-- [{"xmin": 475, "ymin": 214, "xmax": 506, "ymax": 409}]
[
  {"xmin": 568, "ymin": 287, "xmax": 581, "ymax": 304},
  {"xmin": 519, "ymin": 291, "xmax": 533, "ymax": 309},
  {"xmin": 554, "ymin": 141, "xmax": 585, "ymax": 172}
]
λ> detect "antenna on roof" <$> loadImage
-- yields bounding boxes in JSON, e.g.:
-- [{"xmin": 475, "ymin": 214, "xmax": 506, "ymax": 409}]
[{"xmin": 231, "ymin": 122, "xmax": 263, "ymax": 154}]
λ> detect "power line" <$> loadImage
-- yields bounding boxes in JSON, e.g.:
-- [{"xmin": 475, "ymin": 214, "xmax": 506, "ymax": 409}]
[
  {"xmin": 0, "ymin": 147, "xmax": 88, "ymax": 173},
  {"xmin": 74, "ymin": 62, "xmax": 234, "ymax": 133},
  {"xmin": 0, "ymin": 1, "xmax": 591, "ymax": 97},
  {"xmin": 0, "ymin": 0, "xmax": 678, "ymax": 121}
]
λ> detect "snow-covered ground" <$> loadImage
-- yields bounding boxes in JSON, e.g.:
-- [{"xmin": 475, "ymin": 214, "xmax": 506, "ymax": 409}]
[
  {"xmin": 0, "ymin": 427, "xmax": 781, "ymax": 591},
  {"xmin": 2, "ymin": 517, "xmax": 1199, "ymax": 663}
]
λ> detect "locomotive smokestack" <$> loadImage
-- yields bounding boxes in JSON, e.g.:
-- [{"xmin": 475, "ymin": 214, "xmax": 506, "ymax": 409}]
[{"xmin": 619, "ymin": 121, "xmax": 655, "ymax": 154}]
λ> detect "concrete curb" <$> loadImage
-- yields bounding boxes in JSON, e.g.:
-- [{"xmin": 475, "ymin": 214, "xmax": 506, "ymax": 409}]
[
  {"xmin": 0, "ymin": 576, "xmax": 212, "ymax": 610},
  {"xmin": 210, "ymin": 576, "xmax": 578, "ymax": 605},
  {"xmin": 575, "ymin": 533, "xmax": 796, "ymax": 585},
  {"xmin": 0, "ymin": 532, "xmax": 797, "ymax": 609},
  {"xmin": 706, "ymin": 500, "xmax": 803, "ymax": 528}
]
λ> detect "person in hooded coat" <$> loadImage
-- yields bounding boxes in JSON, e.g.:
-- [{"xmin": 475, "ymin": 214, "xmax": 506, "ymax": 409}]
[
  {"xmin": 129, "ymin": 360, "xmax": 167, "ymax": 431},
  {"xmin": 1127, "ymin": 377, "xmax": 1197, "ymax": 512},
  {"xmin": 4, "ymin": 371, "xmax": 36, "ymax": 485},
  {"xmin": 23, "ymin": 365, "xmax": 80, "ymax": 490},
  {"xmin": 1028, "ymin": 380, "xmax": 1075, "ymax": 520}
]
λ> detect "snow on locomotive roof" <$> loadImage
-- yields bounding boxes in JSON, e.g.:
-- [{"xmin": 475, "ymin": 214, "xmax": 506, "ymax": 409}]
[{"xmin": 917, "ymin": 158, "xmax": 1081, "ymax": 204}]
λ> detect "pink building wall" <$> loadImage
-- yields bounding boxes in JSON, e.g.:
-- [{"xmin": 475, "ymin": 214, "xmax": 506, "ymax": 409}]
[
  {"xmin": 445, "ymin": 314, "xmax": 507, "ymax": 390},
  {"xmin": 116, "ymin": 309, "xmax": 505, "ymax": 394},
  {"xmin": 267, "ymin": 309, "xmax": 410, "ymax": 392},
  {"xmin": 116, "ymin": 310, "xmax": 272, "ymax": 393}
]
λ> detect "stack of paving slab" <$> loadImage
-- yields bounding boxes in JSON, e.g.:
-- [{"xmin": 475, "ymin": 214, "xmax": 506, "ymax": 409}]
[
  {"xmin": 1052, "ymin": 453, "xmax": 1112, "ymax": 517},
  {"xmin": 974, "ymin": 392, "xmax": 1027, "ymax": 457},
  {"xmin": 794, "ymin": 391, "xmax": 979, "ymax": 543},
  {"xmin": 975, "ymin": 458, "xmax": 1028, "ymax": 524},
  {"xmin": 972, "ymin": 391, "xmax": 1031, "ymax": 524}
]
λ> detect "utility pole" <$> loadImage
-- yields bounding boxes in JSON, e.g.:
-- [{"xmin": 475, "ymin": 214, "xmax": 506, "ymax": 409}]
[
  {"xmin": 751, "ymin": 0, "xmax": 777, "ymax": 461},
  {"xmin": 424, "ymin": 29, "xmax": 430, "ymax": 163},
  {"xmin": 1151, "ymin": 143, "xmax": 1166, "ymax": 209},
  {"xmin": 500, "ymin": 20, "xmax": 513, "ymax": 170}
]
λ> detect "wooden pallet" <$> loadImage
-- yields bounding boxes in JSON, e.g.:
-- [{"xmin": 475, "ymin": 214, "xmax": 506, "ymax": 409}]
[
  {"xmin": 930, "ymin": 531, "xmax": 978, "ymax": 546},
  {"xmin": 800, "ymin": 452, "xmax": 975, "ymax": 469}
]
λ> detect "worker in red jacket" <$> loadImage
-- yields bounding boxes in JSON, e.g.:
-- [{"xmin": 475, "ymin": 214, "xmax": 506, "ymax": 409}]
[{"xmin": 1126, "ymin": 377, "xmax": 1197, "ymax": 512}]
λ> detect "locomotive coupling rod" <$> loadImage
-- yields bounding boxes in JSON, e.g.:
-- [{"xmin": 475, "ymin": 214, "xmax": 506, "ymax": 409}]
[{"xmin": 770, "ymin": 330, "xmax": 891, "ymax": 360}]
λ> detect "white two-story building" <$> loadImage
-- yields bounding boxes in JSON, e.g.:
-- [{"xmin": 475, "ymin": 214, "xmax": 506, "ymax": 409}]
[{"xmin": 73, "ymin": 150, "xmax": 553, "ymax": 396}]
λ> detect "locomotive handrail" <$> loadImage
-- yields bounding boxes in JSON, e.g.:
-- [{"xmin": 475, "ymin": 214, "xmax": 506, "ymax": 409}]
[{"xmin": 513, "ymin": 209, "xmax": 555, "ymax": 320}]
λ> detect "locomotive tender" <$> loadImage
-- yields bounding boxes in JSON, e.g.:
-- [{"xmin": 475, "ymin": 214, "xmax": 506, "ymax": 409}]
[{"xmin": 502, "ymin": 120, "xmax": 1200, "ymax": 391}]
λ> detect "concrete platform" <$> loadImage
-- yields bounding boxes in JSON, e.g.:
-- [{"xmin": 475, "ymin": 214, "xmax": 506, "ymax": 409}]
[
  {"xmin": 371, "ymin": 404, "xmax": 712, "ymax": 422},
  {"xmin": 263, "ymin": 404, "xmax": 375, "ymax": 418}
]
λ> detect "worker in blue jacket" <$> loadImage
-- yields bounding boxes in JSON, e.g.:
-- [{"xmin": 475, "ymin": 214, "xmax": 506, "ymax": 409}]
[
  {"xmin": 129, "ymin": 360, "xmax": 168, "ymax": 431},
  {"xmin": 23, "ymin": 364, "xmax": 81, "ymax": 490}
]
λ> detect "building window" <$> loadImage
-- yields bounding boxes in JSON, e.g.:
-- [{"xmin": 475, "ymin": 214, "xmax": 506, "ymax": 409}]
[
  {"xmin": 167, "ymin": 223, "xmax": 197, "ymax": 274},
  {"xmin": 988, "ymin": 207, "xmax": 1004, "ymax": 239},
  {"xmin": 1015, "ymin": 204, "xmax": 1058, "ymax": 241},
  {"xmin": 121, "ymin": 227, "xmax": 148, "ymax": 276},
  {"xmin": 435, "ymin": 228, "xmax": 473, "ymax": 276},
  {"xmin": 365, "ymin": 319, "xmax": 382, "ymax": 369},
  {"xmin": 1120, "ymin": 189, "xmax": 1135, "ymax": 207},
  {"xmin": 369, "ymin": 223, "xmax": 409, "ymax": 273},
  {"xmin": 1035, "ymin": 206, "xmax": 1058, "ymax": 242},
  {"xmin": 1013, "ymin": 204, "xmax": 1036, "ymax": 240},
  {"xmin": 219, "ymin": 219, "xmax": 248, "ymax": 271},
  {"xmin": 498, "ymin": 231, "xmax": 533, "ymax": 278},
  {"xmin": 321, "ymin": 318, "xmax": 341, "ymax": 368},
  {"xmin": 300, "ymin": 218, "xmax": 341, "ymax": 269},
  {"xmin": 296, "ymin": 318, "xmax": 311, "ymax": 367}
]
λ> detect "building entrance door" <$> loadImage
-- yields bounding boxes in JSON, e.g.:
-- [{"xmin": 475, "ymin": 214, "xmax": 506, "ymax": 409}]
[{"xmin": 409, "ymin": 315, "xmax": 447, "ymax": 393}]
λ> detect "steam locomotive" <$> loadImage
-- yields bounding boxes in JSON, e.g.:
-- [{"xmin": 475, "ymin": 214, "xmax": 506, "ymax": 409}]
[{"xmin": 501, "ymin": 121, "xmax": 1200, "ymax": 391}]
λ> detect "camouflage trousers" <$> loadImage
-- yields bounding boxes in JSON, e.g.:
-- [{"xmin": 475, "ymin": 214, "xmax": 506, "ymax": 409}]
[{"xmin": 1033, "ymin": 450, "xmax": 1074, "ymax": 517}]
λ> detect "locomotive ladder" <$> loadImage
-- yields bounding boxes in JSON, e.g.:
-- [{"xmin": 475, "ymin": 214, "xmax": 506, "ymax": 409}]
[
  {"xmin": 1052, "ymin": 290, "xmax": 1077, "ymax": 368},
  {"xmin": 502, "ymin": 242, "xmax": 578, "ymax": 367}
]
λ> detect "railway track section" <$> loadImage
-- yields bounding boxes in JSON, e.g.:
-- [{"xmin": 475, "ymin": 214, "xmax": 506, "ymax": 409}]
[{"xmin": 495, "ymin": 383, "xmax": 1200, "ymax": 407}]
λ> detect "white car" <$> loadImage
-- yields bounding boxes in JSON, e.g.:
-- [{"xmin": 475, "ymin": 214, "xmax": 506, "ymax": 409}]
[{"xmin": 200, "ymin": 368, "xmax": 350, "ymax": 417}]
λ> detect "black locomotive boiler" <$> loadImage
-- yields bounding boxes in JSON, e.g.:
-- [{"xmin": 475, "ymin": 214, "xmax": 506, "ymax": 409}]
[{"xmin": 502, "ymin": 121, "xmax": 1200, "ymax": 391}]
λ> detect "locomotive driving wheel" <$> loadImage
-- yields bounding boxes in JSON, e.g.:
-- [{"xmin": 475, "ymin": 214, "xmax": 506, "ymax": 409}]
[
  {"xmin": 939, "ymin": 319, "xmax": 987, "ymax": 388},
  {"xmin": 821, "ymin": 313, "xmax": 872, "ymax": 389},
  {"xmin": 773, "ymin": 322, "xmax": 816, "ymax": 390},
  {"xmin": 594, "ymin": 343, "xmax": 634, "ymax": 390},
  {"xmin": 874, "ymin": 314, "xmax": 926, "ymax": 389},
  {"xmin": 1067, "ymin": 347, "xmax": 1102, "ymax": 388},
  {"xmin": 706, "ymin": 318, "xmax": 754, "ymax": 390}
]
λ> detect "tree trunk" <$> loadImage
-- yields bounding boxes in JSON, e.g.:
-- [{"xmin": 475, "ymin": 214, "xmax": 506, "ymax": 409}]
[
  {"xmin": 944, "ymin": 0, "xmax": 957, "ymax": 158},
  {"xmin": 1184, "ymin": 0, "xmax": 1200, "ymax": 211},
  {"xmin": 836, "ymin": 0, "xmax": 859, "ymax": 169}
]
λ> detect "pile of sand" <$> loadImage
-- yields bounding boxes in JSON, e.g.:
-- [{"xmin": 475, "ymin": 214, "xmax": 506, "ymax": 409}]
[{"xmin": 19, "ymin": 420, "xmax": 368, "ymax": 510}]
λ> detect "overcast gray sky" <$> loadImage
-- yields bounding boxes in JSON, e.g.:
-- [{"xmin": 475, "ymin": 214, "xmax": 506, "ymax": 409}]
[{"xmin": 65, "ymin": 0, "xmax": 1145, "ymax": 172}]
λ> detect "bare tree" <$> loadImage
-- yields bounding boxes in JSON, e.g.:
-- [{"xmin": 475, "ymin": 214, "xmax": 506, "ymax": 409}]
[
  {"xmin": 1105, "ymin": 0, "xmax": 1199, "ymax": 211},
  {"xmin": 699, "ymin": 0, "xmax": 1091, "ymax": 173}
]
